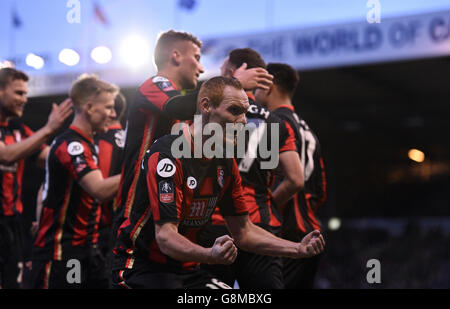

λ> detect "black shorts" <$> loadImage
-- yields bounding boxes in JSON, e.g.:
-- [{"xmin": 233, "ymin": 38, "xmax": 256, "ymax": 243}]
[
  {"xmin": 282, "ymin": 254, "xmax": 322, "ymax": 289},
  {"xmin": 30, "ymin": 250, "xmax": 109, "ymax": 289},
  {"xmin": 202, "ymin": 249, "xmax": 284, "ymax": 289},
  {"xmin": 111, "ymin": 267, "xmax": 232, "ymax": 289},
  {"xmin": 198, "ymin": 224, "xmax": 284, "ymax": 289},
  {"xmin": 0, "ymin": 216, "xmax": 25, "ymax": 289}
]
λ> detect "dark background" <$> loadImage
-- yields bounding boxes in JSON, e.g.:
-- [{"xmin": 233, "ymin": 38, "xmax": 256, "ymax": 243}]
[{"xmin": 21, "ymin": 55, "xmax": 450, "ymax": 288}]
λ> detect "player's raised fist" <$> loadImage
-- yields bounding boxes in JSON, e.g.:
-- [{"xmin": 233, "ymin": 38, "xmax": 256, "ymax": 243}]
[
  {"xmin": 210, "ymin": 235, "xmax": 238, "ymax": 265},
  {"xmin": 297, "ymin": 230, "xmax": 325, "ymax": 258}
]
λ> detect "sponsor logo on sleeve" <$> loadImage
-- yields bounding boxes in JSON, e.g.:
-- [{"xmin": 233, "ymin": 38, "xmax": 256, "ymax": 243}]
[
  {"xmin": 152, "ymin": 76, "xmax": 169, "ymax": 84},
  {"xmin": 115, "ymin": 130, "xmax": 125, "ymax": 148},
  {"xmin": 68, "ymin": 141, "xmax": 84, "ymax": 156},
  {"xmin": 159, "ymin": 180, "xmax": 174, "ymax": 204},
  {"xmin": 157, "ymin": 158, "xmax": 176, "ymax": 178},
  {"xmin": 187, "ymin": 176, "xmax": 197, "ymax": 190}
]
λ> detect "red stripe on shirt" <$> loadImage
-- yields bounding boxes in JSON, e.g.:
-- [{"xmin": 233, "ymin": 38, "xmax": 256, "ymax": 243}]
[
  {"xmin": 280, "ymin": 121, "xmax": 297, "ymax": 153},
  {"xmin": 98, "ymin": 139, "xmax": 113, "ymax": 178},
  {"xmin": 124, "ymin": 113, "xmax": 155, "ymax": 218},
  {"xmin": 71, "ymin": 192, "xmax": 92, "ymax": 247},
  {"xmin": 1, "ymin": 135, "xmax": 16, "ymax": 215},
  {"xmin": 147, "ymin": 152, "xmax": 162, "ymax": 221},
  {"xmin": 139, "ymin": 79, "xmax": 174, "ymax": 112},
  {"xmin": 293, "ymin": 193, "xmax": 306, "ymax": 233},
  {"xmin": 34, "ymin": 207, "xmax": 55, "ymax": 248},
  {"xmin": 230, "ymin": 159, "xmax": 249, "ymax": 215},
  {"xmin": 198, "ymin": 177, "xmax": 213, "ymax": 196},
  {"xmin": 1, "ymin": 171, "xmax": 14, "ymax": 216},
  {"xmin": 241, "ymin": 185, "xmax": 261, "ymax": 224},
  {"xmin": 15, "ymin": 159, "xmax": 25, "ymax": 214},
  {"xmin": 319, "ymin": 157, "xmax": 327, "ymax": 205},
  {"xmin": 305, "ymin": 194, "xmax": 321, "ymax": 231}
]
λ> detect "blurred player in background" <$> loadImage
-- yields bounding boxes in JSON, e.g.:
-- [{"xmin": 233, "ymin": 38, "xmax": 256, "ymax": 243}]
[
  {"xmin": 0, "ymin": 67, "xmax": 73, "ymax": 289},
  {"xmin": 31, "ymin": 75, "xmax": 121, "ymax": 289},
  {"xmin": 255, "ymin": 63, "xmax": 327, "ymax": 289},
  {"xmin": 95, "ymin": 93, "xmax": 126, "ymax": 258},
  {"xmin": 199, "ymin": 49, "xmax": 304, "ymax": 289}
]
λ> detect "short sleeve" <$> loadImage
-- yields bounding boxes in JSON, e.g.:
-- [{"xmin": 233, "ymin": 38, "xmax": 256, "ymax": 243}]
[
  {"xmin": 55, "ymin": 140, "xmax": 99, "ymax": 181},
  {"xmin": 218, "ymin": 159, "xmax": 249, "ymax": 217},
  {"xmin": 144, "ymin": 151, "xmax": 184, "ymax": 224},
  {"xmin": 279, "ymin": 120, "xmax": 297, "ymax": 153},
  {"xmin": 21, "ymin": 123, "xmax": 47, "ymax": 163}
]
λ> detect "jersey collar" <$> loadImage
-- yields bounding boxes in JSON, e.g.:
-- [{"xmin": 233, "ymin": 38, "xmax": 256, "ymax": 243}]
[
  {"xmin": 107, "ymin": 124, "xmax": 123, "ymax": 130},
  {"xmin": 69, "ymin": 125, "xmax": 94, "ymax": 144},
  {"xmin": 275, "ymin": 104, "xmax": 295, "ymax": 112}
]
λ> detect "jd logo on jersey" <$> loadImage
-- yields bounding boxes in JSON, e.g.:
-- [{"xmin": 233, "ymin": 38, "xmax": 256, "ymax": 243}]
[
  {"xmin": 68, "ymin": 142, "xmax": 84, "ymax": 156},
  {"xmin": 187, "ymin": 176, "xmax": 197, "ymax": 190},
  {"xmin": 157, "ymin": 158, "xmax": 176, "ymax": 178}
]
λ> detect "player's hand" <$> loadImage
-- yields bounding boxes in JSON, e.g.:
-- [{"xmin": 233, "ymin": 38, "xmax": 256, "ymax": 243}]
[
  {"xmin": 45, "ymin": 98, "xmax": 73, "ymax": 133},
  {"xmin": 30, "ymin": 221, "xmax": 39, "ymax": 238},
  {"xmin": 233, "ymin": 62, "xmax": 273, "ymax": 91},
  {"xmin": 210, "ymin": 235, "xmax": 238, "ymax": 265},
  {"xmin": 296, "ymin": 230, "xmax": 325, "ymax": 258}
]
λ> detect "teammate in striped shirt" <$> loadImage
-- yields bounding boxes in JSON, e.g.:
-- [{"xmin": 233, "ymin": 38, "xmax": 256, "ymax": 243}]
[
  {"xmin": 199, "ymin": 49, "xmax": 305, "ymax": 289},
  {"xmin": 0, "ymin": 68, "xmax": 73, "ymax": 289},
  {"xmin": 255, "ymin": 63, "xmax": 327, "ymax": 288},
  {"xmin": 95, "ymin": 92, "xmax": 127, "ymax": 262},
  {"xmin": 31, "ymin": 75, "xmax": 121, "ymax": 289}
]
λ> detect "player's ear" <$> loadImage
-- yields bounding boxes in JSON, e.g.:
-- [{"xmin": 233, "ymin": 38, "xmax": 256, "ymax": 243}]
[
  {"xmin": 227, "ymin": 67, "xmax": 235, "ymax": 78},
  {"xmin": 171, "ymin": 49, "xmax": 182, "ymax": 67},
  {"xmin": 200, "ymin": 97, "xmax": 211, "ymax": 114},
  {"xmin": 84, "ymin": 100, "xmax": 94, "ymax": 115}
]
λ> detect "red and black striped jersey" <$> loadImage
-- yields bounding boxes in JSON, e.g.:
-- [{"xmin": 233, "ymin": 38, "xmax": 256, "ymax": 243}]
[
  {"xmin": 272, "ymin": 105, "xmax": 327, "ymax": 239},
  {"xmin": 32, "ymin": 125, "xmax": 101, "ymax": 261},
  {"xmin": 115, "ymin": 76, "xmax": 181, "ymax": 222},
  {"xmin": 112, "ymin": 129, "xmax": 248, "ymax": 273},
  {"xmin": 0, "ymin": 119, "xmax": 45, "ymax": 217},
  {"xmin": 95, "ymin": 124, "xmax": 124, "ymax": 227},
  {"xmin": 211, "ymin": 99, "xmax": 296, "ymax": 230}
]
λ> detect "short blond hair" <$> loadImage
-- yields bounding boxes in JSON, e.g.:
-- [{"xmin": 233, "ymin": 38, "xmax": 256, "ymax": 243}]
[{"xmin": 70, "ymin": 74, "xmax": 118, "ymax": 110}]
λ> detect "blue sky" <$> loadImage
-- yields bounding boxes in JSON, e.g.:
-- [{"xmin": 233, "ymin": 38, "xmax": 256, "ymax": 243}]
[{"xmin": 1, "ymin": 0, "xmax": 450, "ymax": 78}]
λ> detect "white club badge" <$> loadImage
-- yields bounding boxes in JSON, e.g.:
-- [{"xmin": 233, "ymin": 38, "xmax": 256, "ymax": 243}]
[
  {"xmin": 68, "ymin": 141, "xmax": 84, "ymax": 156},
  {"xmin": 187, "ymin": 177, "xmax": 197, "ymax": 190},
  {"xmin": 115, "ymin": 131, "xmax": 125, "ymax": 148},
  {"xmin": 156, "ymin": 158, "xmax": 176, "ymax": 178}
]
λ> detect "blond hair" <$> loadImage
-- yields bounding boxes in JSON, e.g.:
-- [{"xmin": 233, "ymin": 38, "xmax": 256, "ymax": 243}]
[{"xmin": 70, "ymin": 74, "xmax": 118, "ymax": 110}]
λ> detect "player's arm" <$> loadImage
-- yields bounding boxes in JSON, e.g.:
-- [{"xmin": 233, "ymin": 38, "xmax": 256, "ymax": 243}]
[
  {"xmin": 163, "ymin": 64, "xmax": 274, "ymax": 120},
  {"xmin": 225, "ymin": 214, "xmax": 325, "ymax": 259},
  {"xmin": 35, "ymin": 145, "xmax": 50, "ymax": 169},
  {"xmin": 78, "ymin": 171, "xmax": 121, "ymax": 202},
  {"xmin": 271, "ymin": 150, "xmax": 304, "ymax": 208},
  {"xmin": 0, "ymin": 99, "xmax": 72, "ymax": 165},
  {"xmin": 155, "ymin": 221, "xmax": 237, "ymax": 265}
]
